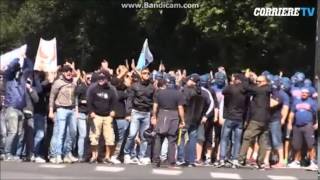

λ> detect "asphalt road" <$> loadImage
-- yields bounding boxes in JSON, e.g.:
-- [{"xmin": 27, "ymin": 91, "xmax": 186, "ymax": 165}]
[{"xmin": 0, "ymin": 161, "xmax": 317, "ymax": 180}]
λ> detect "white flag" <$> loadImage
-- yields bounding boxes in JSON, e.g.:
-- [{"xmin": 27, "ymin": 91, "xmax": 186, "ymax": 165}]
[
  {"xmin": 34, "ymin": 38, "xmax": 57, "ymax": 72},
  {"xmin": 0, "ymin": 44, "xmax": 27, "ymax": 70},
  {"xmin": 136, "ymin": 38, "xmax": 153, "ymax": 70}
]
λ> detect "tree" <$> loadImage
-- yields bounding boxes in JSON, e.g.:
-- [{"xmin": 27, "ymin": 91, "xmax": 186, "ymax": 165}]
[{"xmin": 0, "ymin": 0, "xmax": 316, "ymax": 76}]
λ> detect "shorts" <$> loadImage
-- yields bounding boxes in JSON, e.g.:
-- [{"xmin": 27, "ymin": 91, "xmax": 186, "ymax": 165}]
[
  {"xmin": 89, "ymin": 115, "xmax": 115, "ymax": 146},
  {"xmin": 204, "ymin": 120, "xmax": 214, "ymax": 145},
  {"xmin": 292, "ymin": 123, "xmax": 315, "ymax": 150},
  {"xmin": 268, "ymin": 120, "xmax": 282, "ymax": 149},
  {"xmin": 197, "ymin": 124, "xmax": 205, "ymax": 142},
  {"xmin": 197, "ymin": 120, "xmax": 214, "ymax": 144}
]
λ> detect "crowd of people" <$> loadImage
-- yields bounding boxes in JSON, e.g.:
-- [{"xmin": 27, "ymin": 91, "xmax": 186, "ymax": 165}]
[{"xmin": 0, "ymin": 54, "xmax": 318, "ymax": 171}]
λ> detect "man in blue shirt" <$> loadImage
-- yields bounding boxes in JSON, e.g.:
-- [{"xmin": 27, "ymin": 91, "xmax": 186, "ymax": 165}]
[
  {"xmin": 263, "ymin": 79, "xmax": 290, "ymax": 168},
  {"xmin": 288, "ymin": 88, "xmax": 318, "ymax": 169}
]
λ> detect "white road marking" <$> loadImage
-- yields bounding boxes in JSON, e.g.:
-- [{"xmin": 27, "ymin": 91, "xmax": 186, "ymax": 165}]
[
  {"xmin": 95, "ymin": 166, "xmax": 125, "ymax": 172},
  {"xmin": 210, "ymin": 172, "xmax": 241, "ymax": 179},
  {"xmin": 152, "ymin": 169, "xmax": 182, "ymax": 176},
  {"xmin": 39, "ymin": 164, "xmax": 66, "ymax": 169},
  {"xmin": 267, "ymin": 175, "xmax": 298, "ymax": 180}
]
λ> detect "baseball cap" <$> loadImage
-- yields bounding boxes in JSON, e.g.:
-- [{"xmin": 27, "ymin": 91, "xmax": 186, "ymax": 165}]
[{"xmin": 189, "ymin": 73, "xmax": 200, "ymax": 82}]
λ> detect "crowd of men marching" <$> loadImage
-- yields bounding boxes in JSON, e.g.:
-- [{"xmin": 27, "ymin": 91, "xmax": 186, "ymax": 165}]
[{"xmin": 0, "ymin": 55, "xmax": 318, "ymax": 171}]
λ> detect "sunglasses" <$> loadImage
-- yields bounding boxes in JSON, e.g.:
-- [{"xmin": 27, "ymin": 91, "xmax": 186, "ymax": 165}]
[{"xmin": 142, "ymin": 72, "xmax": 150, "ymax": 75}]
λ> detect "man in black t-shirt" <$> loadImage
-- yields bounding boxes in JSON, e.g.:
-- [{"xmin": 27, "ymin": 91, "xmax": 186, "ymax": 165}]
[
  {"xmin": 219, "ymin": 73, "xmax": 248, "ymax": 168},
  {"xmin": 151, "ymin": 76, "xmax": 185, "ymax": 168}
]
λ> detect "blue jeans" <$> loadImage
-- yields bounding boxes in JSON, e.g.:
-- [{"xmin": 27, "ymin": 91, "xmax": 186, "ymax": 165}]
[
  {"xmin": 269, "ymin": 120, "xmax": 282, "ymax": 150},
  {"xmin": 77, "ymin": 112, "xmax": 87, "ymax": 159},
  {"xmin": 114, "ymin": 119, "xmax": 129, "ymax": 157},
  {"xmin": 33, "ymin": 114, "xmax": 46, "ymax": 157},
  {"xmin": 177, "ymin": 129, "xmax": 187, "ymax": 162},
  {"xmin": 50, "ymin": 108, "xmax": 76, "ymax": 157},
  {"xmin": 0, "ymin": 108, "xmax": 6, "ymax": 155},
  {"xmin": 184, "ymin": 126, "xmax": 198, "ymax": 164},
  {"xmin": 4, "ymin": 107, "xmax": 24, "ymax": 156},
  {"xmin": 124, "ymin": 109, "xmax": 150, "ymax": 159},
  {"xmin": 220, "ymin": 119, "xmax": 243, "ymax": 160}
]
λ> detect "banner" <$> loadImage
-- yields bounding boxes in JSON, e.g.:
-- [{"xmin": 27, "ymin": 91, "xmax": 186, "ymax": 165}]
[
  {"xmin": 34, "ymin": 38, "xmax": 57, "ymax": 72},
  {"xmin": 0, "ymin": 44, "xmax": 27, "ymax": 70},
  {"xmin": 136, "ymin": 38, "xmax": 153, "ymax": 70}
]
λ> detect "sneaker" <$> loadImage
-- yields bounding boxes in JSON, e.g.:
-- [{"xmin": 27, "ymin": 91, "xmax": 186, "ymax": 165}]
[
  {"xmin": 131, "ymin": 157, "xmax": 140, "ymax": 164},
  {"xmin": 0, "ymin": 154, "xmax": 5, "ymax": 161},
  {"xmin": 139, "ymin": 157, "xmax": 151, "ymax": 165},
  {"xmin": 123, "ymin": 155, "xmax": 132, "ymax": 164},
  {"xmin": 35, "ymin": 157, "xmax": 46, "ymax": 163},
  {"xmin": 288, "ymin": 161, "xmax": 301, "ymax": 168},
  {"xmin": 306, "ymin": 160, "xmax": 318, "ymax": 171},
  {"xmin": 213, "ymin": 160, "xmax": 220, "ymax": 166},
  {"xmin": 63, "ymin": 153, "xmax": 78, "ymax": 163},
  {"xmin": 203, "ymin": 158, "xmax": 212, "ymax": 166},
  {"xmin": 56, "ymin": 155, "xmax": 63, "ymax": 164},
  {"xmin": 188, "ymin": 163, "xmax": 196, "ymax": 167},
  {"xmin": 30, "ymin": 155, "xmax": 36, "ymax": 162},
  {"xmin": 179, "ymin": 162, "xmax": 190, "ymax": 167},
  {"xmin": 176, "ymin": 161, "xmax": 185, "ymax": 166},
  {"xmin": 231, "ymin": 160, "xmax": 240, "ymax": 168},
  {"xmin": 216, "ymin": 160, "xmax": 225, "ymax": 168},
  {"xmin": 49, "ymin": 157, "xmax": 57, "ymax": 164},
  {"xmin": 110, "ymin": 156, "xmax": 121, "ymax": 164}
]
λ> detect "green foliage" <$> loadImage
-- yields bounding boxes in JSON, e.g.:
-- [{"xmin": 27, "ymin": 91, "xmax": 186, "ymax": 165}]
[{"xmin": 0, "ymin": 0, "xmax": 316, "ymax": 75}]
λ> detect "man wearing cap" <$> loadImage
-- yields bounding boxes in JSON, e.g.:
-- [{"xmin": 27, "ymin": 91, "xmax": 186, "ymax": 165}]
[
  {"xmin": 87, "ymin": 72, "xmax": 117, "ymax": 163},
  {"xmin": 287, "ymin": 88, "xmax": 318, "ymax": 169},
  {"xmin": 181, "ymin": 73, "xmax": 213, "ymax": 167},
  {"xmin": 49, "ymin": 65, "xmax": 77, "ymax": 164},
  {"xmin": 151, "ymin": 75, "xmax": 185, "ymax": 168},
  {"xmin": 123, "ymin": 68, "xmax": 154, "ymax": 165}
]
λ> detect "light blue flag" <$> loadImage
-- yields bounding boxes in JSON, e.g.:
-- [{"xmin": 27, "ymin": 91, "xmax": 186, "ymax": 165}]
[{"xmin": 136, "ymin": 38, "xmax": 153, "ymax": 70}]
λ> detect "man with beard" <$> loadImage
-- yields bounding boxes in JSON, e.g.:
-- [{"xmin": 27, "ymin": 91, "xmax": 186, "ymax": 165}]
[{"xmin": 124, "ymin": 68, "xmax": 154, "ymax": 165}]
